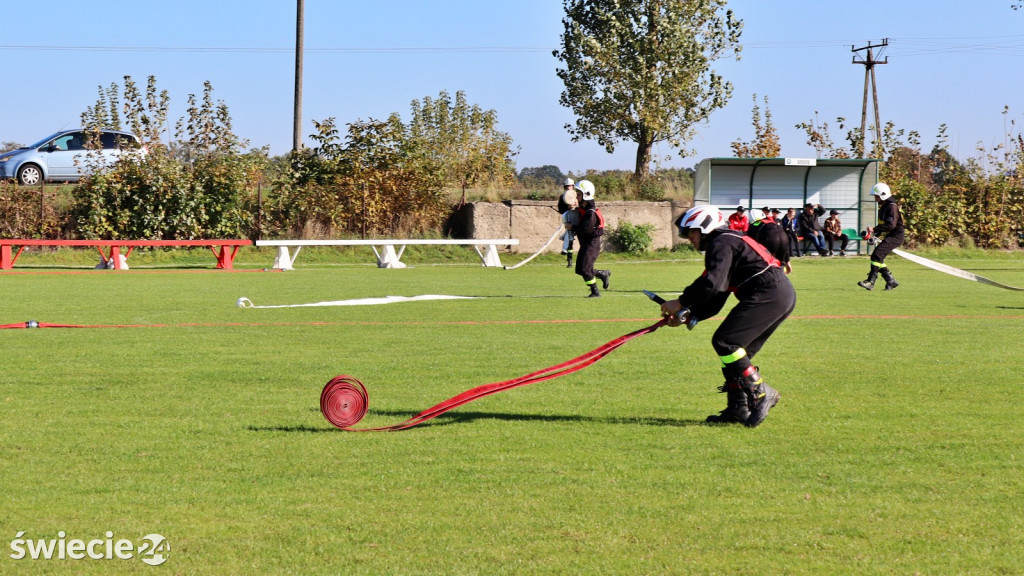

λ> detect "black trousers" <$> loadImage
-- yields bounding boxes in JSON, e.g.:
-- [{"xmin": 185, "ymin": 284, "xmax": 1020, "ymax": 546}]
[
  {"xmin": 785, "ymin": 230, "xmax": 802, "ymax": 256},
  {"xmin": 870, "ymin": 231, "xmax": 904, "ymax": 264},
  {"xmin": 575, "ymin": 237, "xmax": 601, "ymax": 282},
  {"xmin": 824, "ymin": 232, "xmax": 849, "ymax": 252},
  {"xmin": 711, "ymin": 268, "xmax": 797, "ymax": 379}
]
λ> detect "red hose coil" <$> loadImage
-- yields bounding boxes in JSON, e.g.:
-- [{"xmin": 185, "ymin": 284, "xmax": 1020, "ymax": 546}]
[
  {"xmin": 319, "ymin": 375, "xmax": 369, "ymax": 429},
  {"xmin": 320, "ymin": 318, "xmax": 667, "ymax": 432}
]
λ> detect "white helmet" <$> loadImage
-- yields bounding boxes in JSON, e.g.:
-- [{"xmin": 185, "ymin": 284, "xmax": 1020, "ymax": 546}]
[
  {"xmin": 872, "ymin": 182, "xmax": 892, "ymax": 200},
  {"xmin": 748, "ymin": 208, "xmax": 765, "ymax": 222},
  {"xmin": 578, "ymin": 179, "xmax": 596, "ymax": 201},
  {"xmin": 564, "ymin": 177, "xmax": 575, "ymax": 187},
  {"xmin": 678, "ymin": 205, "xmax": 727, "ymax": 235}
]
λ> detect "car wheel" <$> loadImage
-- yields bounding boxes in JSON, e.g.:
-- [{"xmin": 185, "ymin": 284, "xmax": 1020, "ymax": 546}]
[{"xmin": 17, "ymin": 164, "xmax": 43, "ymax": 186}]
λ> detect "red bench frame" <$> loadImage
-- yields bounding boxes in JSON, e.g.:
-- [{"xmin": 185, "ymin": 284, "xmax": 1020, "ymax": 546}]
[{"xmin": 0, "ymin": 239, "xmax": 251, "ymax": 270}]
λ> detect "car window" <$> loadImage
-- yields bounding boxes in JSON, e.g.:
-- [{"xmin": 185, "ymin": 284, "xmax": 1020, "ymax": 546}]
[
  {"xmin": 51, "ymin": 135, "xmax": 71, "ymax": 151},
  {"xmin": 99, "ymin": 132, "xmax": 118, "ymax": 149},
  {"xmin": 52, "ymin": 133, "xmax": 85, "ymax": 152},
  {"xmin": 117, "ymin": 134, "xmax": 141, "ymax": 149}
]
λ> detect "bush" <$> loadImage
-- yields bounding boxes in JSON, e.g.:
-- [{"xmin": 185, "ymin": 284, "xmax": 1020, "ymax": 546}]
[{"xmin": 610, "ymin": 221, "xmax": 655, "ymax": 253}]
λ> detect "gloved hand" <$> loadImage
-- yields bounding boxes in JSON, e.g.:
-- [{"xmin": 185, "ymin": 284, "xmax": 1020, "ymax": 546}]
[{"xmin": 681, "ymin": 309, "xmax": 698, "ymax": 330}]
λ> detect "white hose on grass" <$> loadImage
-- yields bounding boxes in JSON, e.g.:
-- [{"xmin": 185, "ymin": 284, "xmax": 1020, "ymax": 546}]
[
  {"xmin": 893, "ymin": 248, "xmax": 1024, "ymax": 291},
  {"xmin": 503, "ymin": 225, "xmax": 565, "ymax": 270},
  {"xmin": 236, "ymin": 295, "xmax": 479, "ymax": 309}
]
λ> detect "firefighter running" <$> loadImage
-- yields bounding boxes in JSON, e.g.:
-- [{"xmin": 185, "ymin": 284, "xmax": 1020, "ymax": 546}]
[
  {"xmin": 661, "ymin": 205, "xmax": 797, "ymax": 427},
  {"xmin": 859, "ymin": 182, "xmax": 905, "ymax": 291},
  {"xmin": 573, "ymin": 180, "xmax": 611, "ymax": 298}
]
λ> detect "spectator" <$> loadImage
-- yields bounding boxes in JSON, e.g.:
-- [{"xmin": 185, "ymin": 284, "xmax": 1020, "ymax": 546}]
[
  {"xmin": 780, "ymin": 208, "xmax": 801, "ymax": 257},
  {"xmin": 798, "ymin": 203, "xmax": 829, "ymax": 256},
  {"xmin": 728, "ymin": 206, "xmax": 749, "ymax": 232},
  {"xmin": 823, "ymin": 209, "xmax": 850, "ymax": 256}
]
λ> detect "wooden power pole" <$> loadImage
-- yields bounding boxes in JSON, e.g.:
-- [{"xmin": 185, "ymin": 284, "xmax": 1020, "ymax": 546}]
[
  {"xmin": 852, "ymin": 39, "xmax": 888, "ymax": 159},
  {"xmin": 292, "ymin": 0, "xmax": 304, "ymax": 152}
]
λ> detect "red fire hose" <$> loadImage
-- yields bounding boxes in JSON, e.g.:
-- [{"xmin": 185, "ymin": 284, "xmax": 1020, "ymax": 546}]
[{"xmin": 320, "ymin": 318, "xmax": 668, "ymax": 431}]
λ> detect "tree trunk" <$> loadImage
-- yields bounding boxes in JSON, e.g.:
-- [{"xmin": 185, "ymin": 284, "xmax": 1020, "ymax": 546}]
[{"xmin": 634, "ymin": 138, "xmax": 653, "ymax": 180}]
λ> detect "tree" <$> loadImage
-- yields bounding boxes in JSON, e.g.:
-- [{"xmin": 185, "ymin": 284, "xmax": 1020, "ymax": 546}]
[
  {"xmin": 81, "ymin": 75, "xmax": 170, "ymax": 148},
  {"xmin": 76, "ymin": 75, "xmax": 267, "ymax": 240},
  {"xmin": 518, "ymin": 165, "xmax": 565, "ymax": 183},
  {"xmin": 554, "ymin": 0, "xmax": 742, "ymax": 179},
  {"xmin": 795, "ymin": 113, "xmax": 853, "ymax": 159},
  {"xmin": 405, "ymin": 90, "xmax": 517, "ymax": 200},
  {"xmin": 730, "ymin": 94, "xmax": 780, "ymax": 157}
]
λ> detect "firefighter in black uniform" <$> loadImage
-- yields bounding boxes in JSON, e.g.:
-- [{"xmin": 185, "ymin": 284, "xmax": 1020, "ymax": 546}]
[
  {"xmin": 661, "ymin": 205, "xmax": 796, "ymax": 427},
  {"xmin": 747, "ymin": 208, "xmax": 793, "ymax": 275},
  {"xmin": 858, "ymin": 182, "xmax": 905, "ymax": 291},
  {"xmin": 574, "ymin": 180, "xmax": 611, "ymax": 298}
]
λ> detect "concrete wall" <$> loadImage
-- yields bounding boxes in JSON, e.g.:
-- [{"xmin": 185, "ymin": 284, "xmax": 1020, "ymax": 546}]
[{"xmin": 453, "ymin": 200, "xmax": 689, "ymax": 254}]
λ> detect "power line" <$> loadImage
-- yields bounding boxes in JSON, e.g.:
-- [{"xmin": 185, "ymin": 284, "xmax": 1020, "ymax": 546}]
[
  {"xmin": 4, "ymin": 33, "xmax": 1024, "ymax": 56},
  {"xmin": 0, "ymin": 44, "xmax": 551, "ymax": 54}
]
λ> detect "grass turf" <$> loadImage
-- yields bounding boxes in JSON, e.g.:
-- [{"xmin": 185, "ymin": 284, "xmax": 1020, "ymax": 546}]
[{"xmin": 2, "ymin": 250, "xmax": 1024, "ymax": 574}]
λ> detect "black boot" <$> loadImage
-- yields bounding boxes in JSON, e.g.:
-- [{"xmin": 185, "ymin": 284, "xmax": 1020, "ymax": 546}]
[
  {"xmin": 587, "ymin": 283, "xmax": 601, "ymax": 298},
  {"xmin": 566, "ymin": 251, "xmax": 573, "ymax": 268},
  {"xmin": 858, "ymin": 269, "xmax": 879, "ymax": 291},
  {"xmin": 880, "ymin": 268, "xmax": 899, "ymax": 290},
  {"xmin": 738, "ymin": 366, "xmax": 779, "ymax": 428},
  {"xmin": 706, "ymin": 370, "xmax": 750, "ymax": 424},
  {"xmin": 596, "ymin": 269, "xmax": 611, "ymax": 289}
]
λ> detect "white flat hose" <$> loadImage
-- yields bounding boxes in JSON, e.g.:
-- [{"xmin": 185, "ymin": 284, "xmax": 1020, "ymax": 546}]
[
  {"xmin": 236, "ymin": 295, "xmax": 478, "ymax": 309},
  {"xmin": 504, "ymin": 224, "xmax": 564, "ymax": 270},
  {"xmin": 893, "ymin": 249, "xmax": 1024, "ymax": 291}
]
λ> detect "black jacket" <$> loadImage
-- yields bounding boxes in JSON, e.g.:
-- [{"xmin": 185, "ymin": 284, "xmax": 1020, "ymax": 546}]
[
  {"xmin": 873, "ymin": 199, "xmax": 905, "ymax": 237},
  {"xmin": 748, "ymin": 219, "xmax": 790, "ymax": 265},
  {"xmin": 575, "ymin": 203, "xmax": 604, "ymax": 242},
  {"xmin": 798, "ymin": 206, "xmax": 825, "ymax": 236},
  {"xmin": 680, "ymin": 230, "xmax": 782, "ymax": 321}
]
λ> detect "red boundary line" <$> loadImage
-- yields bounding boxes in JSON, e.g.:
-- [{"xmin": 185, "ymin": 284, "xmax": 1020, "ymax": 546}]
[
  {"xmin": 0, "ymin": 268, "xmax": 280, "ymax": 275},
  {"xmin": 3, "ymin": 314, "xmax": 1023, "ymax": 330}
]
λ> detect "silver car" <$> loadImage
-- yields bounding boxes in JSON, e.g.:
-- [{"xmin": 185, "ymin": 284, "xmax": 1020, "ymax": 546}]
[{"xmin": 0, "ymin": 129, "xmax": 144, "ymax": 185}]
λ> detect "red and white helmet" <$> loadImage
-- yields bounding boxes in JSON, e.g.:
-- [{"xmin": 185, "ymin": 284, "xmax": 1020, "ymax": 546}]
[
  {"xmin": 872, "ymin": 182, "xmax": 892, "ymax": 200},
  {"xmin": 678, "ymin": 205, "xmax": 727, "ymax": 235}
]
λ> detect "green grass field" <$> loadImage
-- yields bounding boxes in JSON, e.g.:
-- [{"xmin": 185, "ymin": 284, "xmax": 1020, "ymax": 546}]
[{"xmin": 2, "ymin": 247, "xmax": 1024, "ymax": 574}]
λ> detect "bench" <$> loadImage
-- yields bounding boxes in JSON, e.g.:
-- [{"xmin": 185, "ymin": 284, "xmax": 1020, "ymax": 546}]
[
  {"xmin": 0, "ymin": 239, "xmax": 252, "ymax": 270},
  {"xmin": 254, "ymin": 238, "xmax": 520, "ymax": 269},
  {"xmin": 798, "ymin": 228, "xmax": 862, "ymax": 255}
]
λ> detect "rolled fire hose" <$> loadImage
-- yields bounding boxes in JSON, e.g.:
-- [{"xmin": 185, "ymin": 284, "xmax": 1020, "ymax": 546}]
[{"xmin": 320, "ymin": 318, "xmax": 668, "ymax": 431}]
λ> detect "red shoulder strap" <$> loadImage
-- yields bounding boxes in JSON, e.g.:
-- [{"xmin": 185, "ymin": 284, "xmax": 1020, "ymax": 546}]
[{"xmin": 741, "ymin": 235, "xmax": 780, "ymax": 267}]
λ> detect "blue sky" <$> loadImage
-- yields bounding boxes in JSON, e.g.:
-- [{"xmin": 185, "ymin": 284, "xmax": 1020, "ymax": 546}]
[{"xmin": 2, "ymin": 1, "xmax": 1023, "ymax": 174}]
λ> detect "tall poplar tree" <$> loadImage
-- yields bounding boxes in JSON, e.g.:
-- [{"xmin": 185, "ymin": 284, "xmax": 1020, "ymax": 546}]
[{"xmin": 554, "ymin": 0, "xmax": 742, "ymax": 179}]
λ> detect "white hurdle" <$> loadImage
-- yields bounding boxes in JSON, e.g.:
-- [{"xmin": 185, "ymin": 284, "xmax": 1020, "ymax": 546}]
[{"xmin": 255, "ymin": 239, "xmax": 520, "ymax": 269}]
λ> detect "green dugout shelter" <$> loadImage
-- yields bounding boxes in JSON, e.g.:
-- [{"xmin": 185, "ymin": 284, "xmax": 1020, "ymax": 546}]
[{"xmin": 693, "ymin": 157, "xmax": 881, "ymax": 254}]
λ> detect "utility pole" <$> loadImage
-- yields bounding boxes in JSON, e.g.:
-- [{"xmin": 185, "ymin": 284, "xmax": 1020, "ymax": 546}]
[
  {"xmin": 852, "ymin": 39, "xmax": 888, "ymax": 159},
  {"xmin": 292, "ymin": 0, "xmax": 304, "ymax": 152}
]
